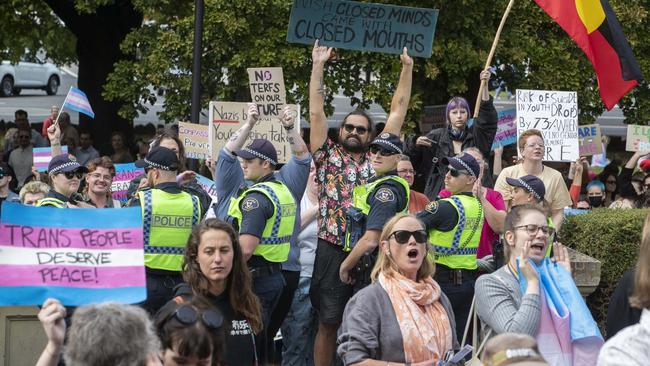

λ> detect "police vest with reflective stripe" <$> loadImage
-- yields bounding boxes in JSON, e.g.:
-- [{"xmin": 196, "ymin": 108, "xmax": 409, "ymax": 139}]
[
  {"xmin": 227, "ymin": 181, "xmax": 296, "ymax": 263},
  {"xmin": 428, "ymin": 195, "xmax": 484, "ymax": 270},
  {"xmin": 138, "ymin": 189, "xmax": 200, "ymax": 271},
  {"xmin": 36, "ymin": 197, "xmax": 66, "ymax": 208},
  {"xmin": 344, "ymin": 175, "xmax": 410, "ymax": 251}
]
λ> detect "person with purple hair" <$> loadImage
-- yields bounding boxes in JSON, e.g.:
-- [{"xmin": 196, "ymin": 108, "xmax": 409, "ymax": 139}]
[{"xmin": 404, "ymin": 71, "xmax": 498, "ymax": 199}]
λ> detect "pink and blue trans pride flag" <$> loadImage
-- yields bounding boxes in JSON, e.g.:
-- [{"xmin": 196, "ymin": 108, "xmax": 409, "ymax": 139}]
[
  {"xmin": 0, "ymin": 203, "xmax": 145, "ymax": 306},
  {"xmin": 62, "ymin": 87, "xmax": 95, "ymax": 118}
]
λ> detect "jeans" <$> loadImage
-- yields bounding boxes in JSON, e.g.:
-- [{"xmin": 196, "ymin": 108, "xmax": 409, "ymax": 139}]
[
  {"xmin": 281, "ymin": 277, "xmax": 317, "ymax": 366},
  {"xmin": 253, "ymin": 271, "xmax": 286, "ymax": 363}
]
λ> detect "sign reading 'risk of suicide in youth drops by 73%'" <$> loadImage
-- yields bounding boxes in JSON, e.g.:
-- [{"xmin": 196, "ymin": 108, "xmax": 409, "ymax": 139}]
[{"xmin": 286, "ymin": 0, "xmax": 438, "ymax": 58}]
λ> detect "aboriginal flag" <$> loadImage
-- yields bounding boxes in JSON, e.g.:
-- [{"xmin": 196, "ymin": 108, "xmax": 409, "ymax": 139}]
[{"xmin": 534, "ymin": 0, "xmax": 643, "ymax": 110}]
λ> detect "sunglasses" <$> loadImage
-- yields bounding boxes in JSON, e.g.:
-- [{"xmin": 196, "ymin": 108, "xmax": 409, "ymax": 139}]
[
  {"xmin": 60, "ymin": 171, "xmax": 84, "ymax": 179},
  {"xmin": 369, "ymin": 145, "xmax": 399, "ymax": 156},
  {"xmin": 343, "ymin": 123, "xmax": 368, "ymax": 135},
  {"xmin": 388, "ymin": 230, "xmax": 428, "ymax": 244},
  {"xmin": 164, "ymin": 304, "xmax": 224, "ymax": 330},
  {"xmin": 448, "ymin": 167, "xmax": 471, "ymax": 177}
]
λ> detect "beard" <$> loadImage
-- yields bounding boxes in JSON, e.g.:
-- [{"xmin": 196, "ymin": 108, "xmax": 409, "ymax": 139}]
[{"xmin": 341, "ymin": 135, "xmax": 367, "ymax": 153}]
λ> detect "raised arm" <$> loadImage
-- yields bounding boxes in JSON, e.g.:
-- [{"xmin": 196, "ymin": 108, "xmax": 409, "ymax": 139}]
[
  {"xmin": 281, "ymin": 105, "xmax": 310, "ymax": 160},
  {"xmin": 381, "ymin": 48, "xmax": 413, "ymax": 136},
  {"xmin": 47, "ymin": 124, "xmax": 62, "ymax": 156},
  {"xmin": 309, "ymin": 39, "xmax": 333, "ymax": 153},
  {"xmin": 224, "ymin": 103, "xmax": 259, "ymax": 153}
]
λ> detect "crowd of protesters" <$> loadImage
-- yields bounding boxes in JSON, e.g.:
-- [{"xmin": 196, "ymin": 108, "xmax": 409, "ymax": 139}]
[{"xmin": 1, "ymin": 41, "xmax": 649, "ymax": 366}]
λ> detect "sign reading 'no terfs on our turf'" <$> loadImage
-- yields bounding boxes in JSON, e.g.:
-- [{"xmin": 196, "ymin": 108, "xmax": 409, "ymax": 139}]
[
  {"xmin": 286, "ymin": 0, "xmax": 438, "ymax": 58},
  {"xmin": 516, "ymin": 89, "xmax": 579, "ymax": 162}
]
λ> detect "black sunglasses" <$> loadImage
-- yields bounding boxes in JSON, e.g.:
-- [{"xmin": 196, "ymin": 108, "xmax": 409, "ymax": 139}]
[
  {"xmin": 343, "ymin": 123, "xmax": 368, "ymax": 135},
  {"xmin": 369, "ymin": 145, "xmax": 399, "ymax": 156},
  {"xmin": 61, "ymin": 171, "xmax": 84, "ymax": 179},
  {"xmin": 165, "ymin": 304, "xmax": 224, "ymax": 330},
  {"xmin": 388, "ymin": 230, "xmax": 428, "ymax": 244},
  {"xmin": 448, "ymin": 167, "xmax": 471, "ymax": 177}
]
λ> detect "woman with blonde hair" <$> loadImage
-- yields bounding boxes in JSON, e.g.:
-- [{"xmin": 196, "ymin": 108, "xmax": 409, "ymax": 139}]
[
  {"xmin": 338, "ymin": 213, "xmax": 458, "ymax": 365},
  {"xmin": 598, "ymin": 212, "xmax": 650, "ymax": 365}
]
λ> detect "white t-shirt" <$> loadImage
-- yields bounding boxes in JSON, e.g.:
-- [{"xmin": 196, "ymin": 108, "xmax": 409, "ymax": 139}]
[{"xmin": 297, "ymin": 193, "xmax": 318, "ymax": 278}]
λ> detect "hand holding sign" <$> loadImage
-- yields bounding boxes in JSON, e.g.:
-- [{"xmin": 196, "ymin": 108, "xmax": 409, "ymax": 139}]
[
  {"xmin": 400, "ymin": 47, "xmax": 413, "ymax": 66},
  {"xmin": 480, "ymin": 69, "xmax": 491, "ymax": 83},
  {"xmin": 312, "ymin": 39, "xmax": 333, "ymax": 65}
]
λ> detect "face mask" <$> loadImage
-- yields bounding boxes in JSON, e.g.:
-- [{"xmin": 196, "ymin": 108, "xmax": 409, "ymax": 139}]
[{"xmin": 588, "ymin": 196, "xmax": 603, "ymax": 208}]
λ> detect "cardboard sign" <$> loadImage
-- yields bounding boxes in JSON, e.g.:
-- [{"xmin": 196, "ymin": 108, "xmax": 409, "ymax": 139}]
[
  {"xmin": 625, "ymin": 125, "xmax": 650, "ymax": 151},
  {"xmin": 247, "ymin": 67, "xmax": 287, "ymax": 117},
  {"xmin": 208, "ymin": 102, "xmax": 299, "ymax": 164},
  {"xmin": 578, "ymin": 124, "xmax": 603, "ymax": 156},
  {"xmin": 516, "ymin": 89, "xmax": 579, "ymax": 162},
  {"xmin": 195, "ymin": 174, "xmax": 217, "ymax": 200},
  {"xmin": 0, "ymin": 203, "xmax": 146, "ymax": 306},
  {"xmin": 286, "ymin": 0, "xmax": 438, "ymax": 58},
  {"xmin": 111, "ymin": 163, "xmax": 144, "ymax": 203},
  {"xmin": 34, "ymin": 146, "xmax": 69, "ymax": 172},
  {"xmin": 179, "ymin": 122, "xmax": 210, "ymax": 160},
  {"xmin": 491, "ymin": 108, "xmax": 517, "ymax": 150}
]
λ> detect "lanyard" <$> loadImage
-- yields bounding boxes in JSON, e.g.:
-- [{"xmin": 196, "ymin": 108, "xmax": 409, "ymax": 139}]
[{"xmin": 506, "ymin": 260, "xmax": 519, "ymax": 281}]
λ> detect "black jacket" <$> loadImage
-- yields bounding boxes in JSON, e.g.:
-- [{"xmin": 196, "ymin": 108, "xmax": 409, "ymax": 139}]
[{"xmin": 404, "ymin": 97, "xmax": 498, "ymax": 199}]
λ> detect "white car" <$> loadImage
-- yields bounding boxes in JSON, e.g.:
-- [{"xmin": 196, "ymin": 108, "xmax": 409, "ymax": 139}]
[{"xmin": 0, "ymin": 56, "xmax": 61, "ymax": 97}]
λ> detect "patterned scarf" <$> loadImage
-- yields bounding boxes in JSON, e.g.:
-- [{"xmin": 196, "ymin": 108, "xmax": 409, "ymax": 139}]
[{"xmin": 378, "ymin": 270, "xmax": 453, "ymax": 363}]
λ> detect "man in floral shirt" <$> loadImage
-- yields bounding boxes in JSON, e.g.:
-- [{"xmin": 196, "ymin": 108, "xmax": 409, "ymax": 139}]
[{"xmin": 308, "ymin": 39, "xmax": 413, "ymax": 366}]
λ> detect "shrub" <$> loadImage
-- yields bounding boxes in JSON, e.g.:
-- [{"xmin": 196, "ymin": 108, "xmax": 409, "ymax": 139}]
[{"xmin": 560, "ymin": 208, "xmax": 648, "ymax": 329}]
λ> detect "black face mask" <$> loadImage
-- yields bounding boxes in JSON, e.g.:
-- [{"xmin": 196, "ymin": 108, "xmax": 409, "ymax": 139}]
[{"xmin": 588, "ymin": 196, "xmax": 603, "ymax": 208}]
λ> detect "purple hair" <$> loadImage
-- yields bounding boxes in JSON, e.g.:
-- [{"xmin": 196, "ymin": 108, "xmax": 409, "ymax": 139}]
[{"xmin": 445, "ymin": 97, "xmax": 471, "ymax": 124}]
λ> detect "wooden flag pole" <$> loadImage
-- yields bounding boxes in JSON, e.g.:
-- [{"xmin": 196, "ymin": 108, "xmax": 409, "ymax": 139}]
[{"xmin": 473, "ymin": 0, "xmax": 516, "ymax": 118}]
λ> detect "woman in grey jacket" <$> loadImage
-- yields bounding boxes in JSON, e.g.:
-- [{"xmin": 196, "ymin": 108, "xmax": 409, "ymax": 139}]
[{"xmin": 338, "ymin": 214, "xmax": 458, "ymax": 366}]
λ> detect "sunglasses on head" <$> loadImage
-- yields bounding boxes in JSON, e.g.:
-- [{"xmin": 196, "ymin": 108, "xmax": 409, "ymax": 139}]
[
  {"xmin": 388, "ymin": 230, "xmax": 428, "ymax": 244},
  {"xmin": 343, "ymin": 123, "xmax": 368, "ymax": 135},
  {"xmin": 60, "ymin": 171, "xmax": 84, "ymax": 179},
  {"xmin": 369, "ymin": 145, "xmax": 399, "ymax": 156},
  {"xmin": 448, "ymin": 167, "xmax": 471, "ymax": 177},
  {"xmin": 164, "ymin": 304, "xmax": 224, "ymax": 330}
]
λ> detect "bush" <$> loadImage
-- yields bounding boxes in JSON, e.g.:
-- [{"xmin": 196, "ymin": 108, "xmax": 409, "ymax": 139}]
[{"xmin": 560, "ymin": 208, "xmax": 648, "ymax": 329}]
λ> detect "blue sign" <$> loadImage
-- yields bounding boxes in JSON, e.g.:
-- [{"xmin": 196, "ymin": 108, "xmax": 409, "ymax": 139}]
[{"xmin": 286, "ymin": 0, "xmax": 438, "ymax": 58}]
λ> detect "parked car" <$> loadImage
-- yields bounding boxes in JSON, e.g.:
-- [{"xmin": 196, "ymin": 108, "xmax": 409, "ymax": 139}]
[{"xmin": 0, "ymin": 55, "xmax": 61, "ymax": 97}]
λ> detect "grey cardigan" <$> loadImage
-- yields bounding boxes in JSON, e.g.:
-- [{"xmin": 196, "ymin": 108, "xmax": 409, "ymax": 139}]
[
  {"xmin": 337, "ymin": 282, "xmax": 459, "ymax": 365},
  {"xmin": 474, "ymin": 266, "xmax": 541, "ymax": 336}
]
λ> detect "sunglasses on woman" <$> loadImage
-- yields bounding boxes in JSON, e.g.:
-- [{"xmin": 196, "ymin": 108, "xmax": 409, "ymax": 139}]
[
  {"xmin": 60, "ymin": 171, "xmax": 84, "ymax": 180},
  {"xmin": 369, "ymin": 146, "xmax": 399, "ymax": 156},
  {"xmin": 448, "ymin": 167, "xmax": 470, "ymax": 177},
  {"xmin": 164, "ymin": 304, "xmax": 224, "ymax": 330},
  {"xmin": 388, "ymin": 230, "xmax": 428, "ymax": 244}
]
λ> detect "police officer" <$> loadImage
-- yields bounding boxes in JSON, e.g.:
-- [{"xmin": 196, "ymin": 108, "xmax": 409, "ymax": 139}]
[
  {"xmin": 339, "ymin": 132, "xmax": 410, "ymax": 290},
  {"xmin": 36, "ymin": 154, "xmax": 89, "ymax": 208},
  {"xmin": 129, "ymin": 146, "xmax": 204, "ymax": 314},
  {"xmin": 417, "ymin": 153, "xmax": 484, "ymax": 340}
]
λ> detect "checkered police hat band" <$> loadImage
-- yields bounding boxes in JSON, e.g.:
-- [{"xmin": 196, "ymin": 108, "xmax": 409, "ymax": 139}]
[
  {"xmin": 518, "ymin": 178, "xmax": 541, "ymax": 200},
  {"xmin": 453, "ymin": 157, "xmax": 476, "ymax": 177},
  {"xmin": 243, "ymin": 148, "xmax": 277, "ymax": 165},
  {"xmin": 144, "ymin": 158, "xmax": 173, "ymax": 171},
  {"xmin": 50, "ymin": 161, "xmax": 81, "ymax": 173},
  {"xmin": 373, "ymin": 139, "xmax": 403, "ymax": 154}
]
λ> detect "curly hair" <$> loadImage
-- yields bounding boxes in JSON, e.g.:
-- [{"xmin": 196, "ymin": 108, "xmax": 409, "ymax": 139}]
[
  {"xmin": 182, "ymin": 219, "xmax": 263, "ymax": 333},
  {"xmin": 84, "ymin": 156, "xmax": 116, "ymax": 197},
  {"xmin": 152, "ymin": 130, "xmax": 187, "ymax": 171}
]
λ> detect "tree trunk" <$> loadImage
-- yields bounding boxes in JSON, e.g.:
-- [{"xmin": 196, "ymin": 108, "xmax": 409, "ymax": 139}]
[{"xmin": 44, "ymin": 0, "xmax": 142, "ymax": 150}]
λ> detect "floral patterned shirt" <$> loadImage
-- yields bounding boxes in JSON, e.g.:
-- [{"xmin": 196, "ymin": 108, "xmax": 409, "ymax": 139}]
[{"xmin": 314, "ymin": 138, "xmax": 373, "ymax": 247}]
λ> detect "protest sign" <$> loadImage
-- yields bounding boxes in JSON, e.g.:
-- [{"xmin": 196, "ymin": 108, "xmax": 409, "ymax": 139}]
[
  {"xmin": 34, "ymin": 146, "xmax": 69, "ymax": 172},
  {"xmin": 196, "ymin": 174, "xmax": 217, "ymax": 199},
  {"xmin": 179, "ymin": 122, "xmax": 210, "ymax": 160},
  {"xmin": 208, "ymin": 101, "xmax": 299, "ymax": 164},
  {"xmin": 625, "ymin": 125, "xmax": 650, "ymax": 152},
  {"xmin": 286, "ymin": 0, "xmax": 438, "ymax": 58},
  {"xmin": 111, "ymin": 163, "xmax": 144, "ymax": 203},
  {"xmin": 247, "ymin": 67, "xmax": 287, "ymax": 117},
  {"xmin": 491, "ymin": 108, "xmax": 517, "ymax": 150},
  {"xmin": 0, "ymin": 203, "xmax": 146, "ymax": 306},
  {"xmin": 578, "ymin": 124, "xmax": 603, "ymax": 156},
  {"xmin": 516, "ymin": 89, "xmax": 579, "ymax": 162}
]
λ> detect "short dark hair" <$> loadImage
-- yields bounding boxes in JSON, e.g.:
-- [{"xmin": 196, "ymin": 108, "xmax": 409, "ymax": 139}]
[{"xmin": 14, "ymin": 109, "xmax": 27, "ymax": 119}]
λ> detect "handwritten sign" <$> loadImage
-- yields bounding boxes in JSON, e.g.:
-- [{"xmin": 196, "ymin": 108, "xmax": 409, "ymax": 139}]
[
  {"xmin": 208, "ymin": 101, "xmax": 299, "ymax": 164},
  {"xmin": 0, "ymin": 203, "xmax": 146, "ymax": 306},
  {"xmin": 247, "ymin": 67, "xmax": 286, "ymax": 117},
  {"xmin": 179, "ymin": 122, "xmax": 210, "ymax": 160},
  {"xmin": 111, "ymin": 163, "xmax": 144, "ymax": 203},
  {"xmin": 625, "ymin": 125, "xmax": 650, "ymax": 151},
  {"xmin": 34, "ymin": 146, "xmax": 69, "ymax": 172},
  {"xmin": 196, "ymin": 174, "xmax": 217, "ymax": 200},
  {"xmin": 578, "ymin": 124, "xmax": 603, "ymax": 156},
  {"xmin": 286, "ymin": 0, "xmax": 438, "ymax": 58},
  {"xmin": 516, "ymin": 89, "xmax": 579, "ymax": 162},
  {"xmin": 491, "ymin": 108, "xmax": 517, "ymax": 150}
]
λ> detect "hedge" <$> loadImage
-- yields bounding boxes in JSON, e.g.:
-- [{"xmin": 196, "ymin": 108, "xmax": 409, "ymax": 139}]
[{"xmin": 560, "ymin": 208, "xmax": 648, "ymax": 330}]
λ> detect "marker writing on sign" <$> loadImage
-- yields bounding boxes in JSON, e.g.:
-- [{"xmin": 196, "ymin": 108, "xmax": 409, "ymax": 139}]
[
  {"xmin": 39, "ymin": 267, "xmax": 99, "ymax": 283},
  {"xmin": 36, "ymin": 251, "xmax": 112, "ymax": 265}
]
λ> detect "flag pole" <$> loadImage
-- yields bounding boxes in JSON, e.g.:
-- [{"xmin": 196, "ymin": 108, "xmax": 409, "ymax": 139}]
[
  {"xmin": 53, "ymin": 86, "xmax": 73, "ymax": 126},
  {"xmin": 473, "ymin": 0, "xmax": 516, "ymax": 118}
]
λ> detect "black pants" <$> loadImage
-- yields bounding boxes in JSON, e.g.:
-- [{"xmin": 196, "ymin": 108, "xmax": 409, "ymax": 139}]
[
  {"xmin": 141, "ymin": 272, "xmax": 184, "ymax": 315},
  {"xmin": 265, "ymin": 270, "xmax": 300, "ymax": 364},
  {"xmin": 434, "ymin": 269, "xmax": 476, "ymax": 342}
]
